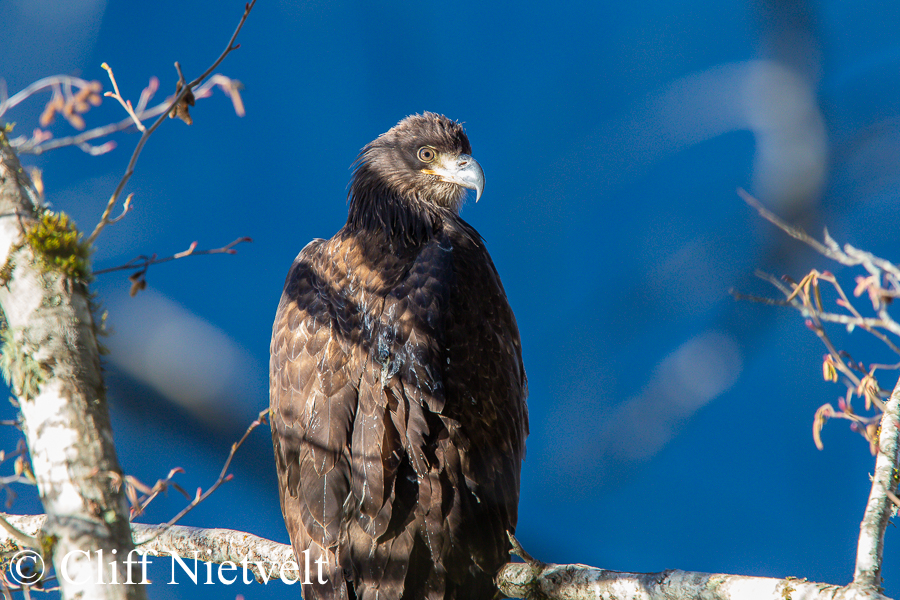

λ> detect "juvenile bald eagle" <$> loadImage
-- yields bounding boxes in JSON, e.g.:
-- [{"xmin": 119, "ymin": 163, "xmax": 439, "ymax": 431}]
[{"xmin": 270, "ymin": 113, "xmax": 528, "ymax": 600}]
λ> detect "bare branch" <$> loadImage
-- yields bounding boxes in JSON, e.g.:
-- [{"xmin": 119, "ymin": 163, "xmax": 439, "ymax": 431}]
[
  {"xmin": 740, "ymin": 189, "xmax": 900, "ymax": 282},
  {"xmin": 86, "ymin": 0, "xmax": 257, "ymax": 246},
  {"xmin": 126, "ymin": 468, "xmax": 189, "ymax": 518},
  {"xmin": 204, "ymin": 74, "xmax": 245, "ymax": 117},
  {"xmin": 738, "ymin": 192, "xmax": 900, "ymax": 590},
  {"xmin": 0, "ymin": 514, "xmax": 36, "ymax": 549},
  {"xmin": 100, "ymin": 63, "xmax": 145, "ymax": 132},
  {"xmin": 738, "ymin": 188, "xmax": 834, "ymax": 257},
  {"xmin": 888, "ymin": 489, "xmax": 900, "ymax": 508},
  {"xmin": 0, "ymin": 514, "xmax": 296, "ymax": 584},
  {"xmin": 107, "ymin": 193, "xmax": 133, "ymax": 225},
  {"xmin": 134, "ymin": 76, "xmax": 159, "ymax": 113},
  {"xmin": 13, "ymin": 74, "xmax": 238, "ymax": 156},
  {"xmin": 92, "ymin": 236, "xmax": 250, "ymax": 275},
  {"xmin": 132, "ymin": 408, "xmax": 269, "ymax": 546},
  {"xmin": 0, "ymin": 75, "xmax": 99, "ymax": 119},
  {"xmin": 92, "ymin": 236, "xmax": 251, "ymax": 296}
]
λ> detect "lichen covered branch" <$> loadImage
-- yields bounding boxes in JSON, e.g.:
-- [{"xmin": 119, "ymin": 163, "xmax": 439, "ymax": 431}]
[
  {"xmin": 496, "ymin": 561, "xmax": 890, "ymax": 600},
  {"xmin": 0, "ymin": 515, "xmax": 891, "ymax": 600},
  {"xmin": 854, "ymin": 376, "xmax": 900, "ymax": 589},
  {"xmin": 0, "ymin": 135, "xmax": 144, "ymax": 599}
]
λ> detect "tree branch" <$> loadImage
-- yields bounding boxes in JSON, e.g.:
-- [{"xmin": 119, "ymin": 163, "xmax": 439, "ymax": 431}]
[
  {"xmin": 86, "ymin": 0, "xmax": 257, "ymax": 246},
  {"xmin": 0, "ymin": 514, "xmax": 294, "ymax": 584},
  {"xmin": 737, "ymin": 191, "xmax": 900, "ymax": 592},
  {"xmin": 854, "ymin": 374, "xmax": 900, "ymax": 589},
  {"xmin": 0, "ymin": 136, "xmax": 144, "ymax": 599},
  {"xmin": 100, "ymin": 64, "xmax": 145, "ymax": 132},
  {"xmin": 496, "ymin": 561, "xmax": 891, "ymax": 600},
  {"xmin": 131, "ymin": 408, "xmax": 268, "ymax": 545},
  {"xmin": 10, "ymin": 75, "xmax": 240, "ymax": 156},
  {"xmin": 92, "ymin": 236, "xmax": 251, "ymax": 296},
  {"xmin": 0, "ymin": 514, "xmax": 892, "ymax": 599}
]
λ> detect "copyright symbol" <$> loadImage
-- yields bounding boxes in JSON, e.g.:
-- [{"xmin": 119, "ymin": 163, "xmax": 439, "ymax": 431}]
[{"xmin": 7, "ymin": 549, "xmax": 43, "ymax": 585}]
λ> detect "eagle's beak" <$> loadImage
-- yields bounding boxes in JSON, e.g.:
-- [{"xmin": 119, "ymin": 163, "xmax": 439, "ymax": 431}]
[{"xmin": 428, "ymin": 154, "xmax": 485, "ymax": 202}]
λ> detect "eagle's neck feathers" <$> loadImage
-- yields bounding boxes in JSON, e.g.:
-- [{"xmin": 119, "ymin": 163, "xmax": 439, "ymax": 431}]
[{"xmin": 346, "ymin": 163, "xmax": 447, "ymax": 247}]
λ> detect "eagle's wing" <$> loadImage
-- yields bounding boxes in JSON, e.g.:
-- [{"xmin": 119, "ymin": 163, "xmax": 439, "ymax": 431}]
[
  {"xmin": 443, "ymin": 230, "xmax": 528, "ymax": 577},
  {"xmin": 270, "ymin": 238, "xmax": 358, "ymax": 600}
]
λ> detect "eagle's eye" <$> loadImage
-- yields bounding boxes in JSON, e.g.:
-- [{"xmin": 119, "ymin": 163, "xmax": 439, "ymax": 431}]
[{"xmin": 417, "ymin": 147, "xmax": 436, "ymax": 163}]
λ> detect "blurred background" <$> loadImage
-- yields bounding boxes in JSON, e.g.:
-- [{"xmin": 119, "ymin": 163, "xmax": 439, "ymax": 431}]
[{"xmin": 1, "ymin": 0, "xmax": 900, "ymax": 597}]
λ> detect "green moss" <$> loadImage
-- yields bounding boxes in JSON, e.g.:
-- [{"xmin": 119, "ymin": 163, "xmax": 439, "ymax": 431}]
[{"xmin": 24, "ymin": 211, "xmax": 92, "ymax": 281}]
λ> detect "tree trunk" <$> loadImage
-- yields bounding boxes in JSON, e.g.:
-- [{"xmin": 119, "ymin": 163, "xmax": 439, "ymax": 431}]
[{"xmin": 0, "ymin": 133, "xmax": 146, "ymax": 599}]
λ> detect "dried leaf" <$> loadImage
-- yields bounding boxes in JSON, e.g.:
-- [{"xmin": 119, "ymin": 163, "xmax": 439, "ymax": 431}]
[
  {"xmin": 813, "ymin": 278, "xmax": 824, "ymax": 312},
  {"xmin": 822, "ymin": 356, "xmax": 837, "ymax": 382},
  {"xmin": 813, "ymin": 403, "xmax": 834, "ymax": 450},
  {"xmin": 866, "ymin": 423, "xmax": 880, "ymax": 455},
  {"xmin": 39, "ymin": 95, "xmax": 64, "ymax": 127},
  {"xmin": 128, "ymin": 272, "xmax": 147, "ymax": 297},
  {"xmin": 125, "ymin": 482, "xmax": 139, "ymax": 511},
  {"xmin": 862, "ymin": 375, "xmax": 879, "ymax": 411},
  {"xmin": 169, "ymin": 79, "xmax": 196, "ymax": 125},
  {"xmin": 29, "ymin": 167, "xmax": 44, "ymax": 200}
]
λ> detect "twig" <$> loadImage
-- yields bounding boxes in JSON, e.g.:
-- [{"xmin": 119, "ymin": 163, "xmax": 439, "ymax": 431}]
[
  {"xmin": 740, "ymin": 188, "xmax": 900, "ymax": 282},
  {"xmin": 86, "ymin": 0, "xmax": 257, "ymax": 246},
  {"xmin": 744, "ymin": 271, "xmax": 898, "ymax": 397},
  {"xmin": 738, "ymin": 188, "xmax": 833, "ymax": 256},
  {"xmin": 730, "ymin": 289, "xmax": 790, "ymax": 306},
  {"xmin": 205, "ymin": 74, "xmax": 245, "ymax": 117},
  {"xmin": 92, "ymin": 236, "xmax": 250, "ymax": 296},
  {"xmin": 100, "ymin": 63, "xmax": 145, "ymax": 132},
  {"xmin": 853, "ymin": 375, "xmax": 900, "ymax": 589},
  {"xmin": 132, "ymin": 408, "xmax": 269, "ymax": 546},
  {"xmin": 507, "ymin": 531, "xmax": 538, "ymax": 565},
  {"xmin": 107, "ymin": 194, "xmax": 133, "ymax": 225},
  {"xmin": 103, "ymin": 467, "xmax": 189, "ymax": 519},
  {"xmin": 0, "ymin": 577, "xmax": 12, "ymax": 600},
  {"xmin": 134, "ymin": 77, "xmax": 159, "ymax": 113},
  {"xmin": 93, "ymin": 237, "xmax": 250, "ymax": 275},
  {"xmin": 128, "ymin": 468, "xmax": 190, "ymax": 518},
  {"xmin": 888, "ymin": 490, "xmax": 900, "ymax": 509}
]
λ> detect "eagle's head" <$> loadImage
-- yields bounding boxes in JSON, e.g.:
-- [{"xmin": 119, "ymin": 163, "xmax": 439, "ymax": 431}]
[{"xmin": 350, "ymin": 113, "xmax": 485, "ymax": 213}]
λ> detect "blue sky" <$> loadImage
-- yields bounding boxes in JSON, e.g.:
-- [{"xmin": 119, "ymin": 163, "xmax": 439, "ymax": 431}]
[{"xmin": 2, "ymin": 0, "xmax": 900, "ymax": 598}]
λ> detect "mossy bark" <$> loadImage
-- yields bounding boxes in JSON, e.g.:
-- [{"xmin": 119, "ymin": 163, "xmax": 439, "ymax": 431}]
[{"xmin": 0, "ymin": 134, "xmax": 146, "ymax": 599}]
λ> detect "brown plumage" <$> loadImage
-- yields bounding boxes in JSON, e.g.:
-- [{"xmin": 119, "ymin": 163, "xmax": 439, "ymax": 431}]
[{"xmin": 270, "ymin": 113, "xmax": 528, "ymax": 600}]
